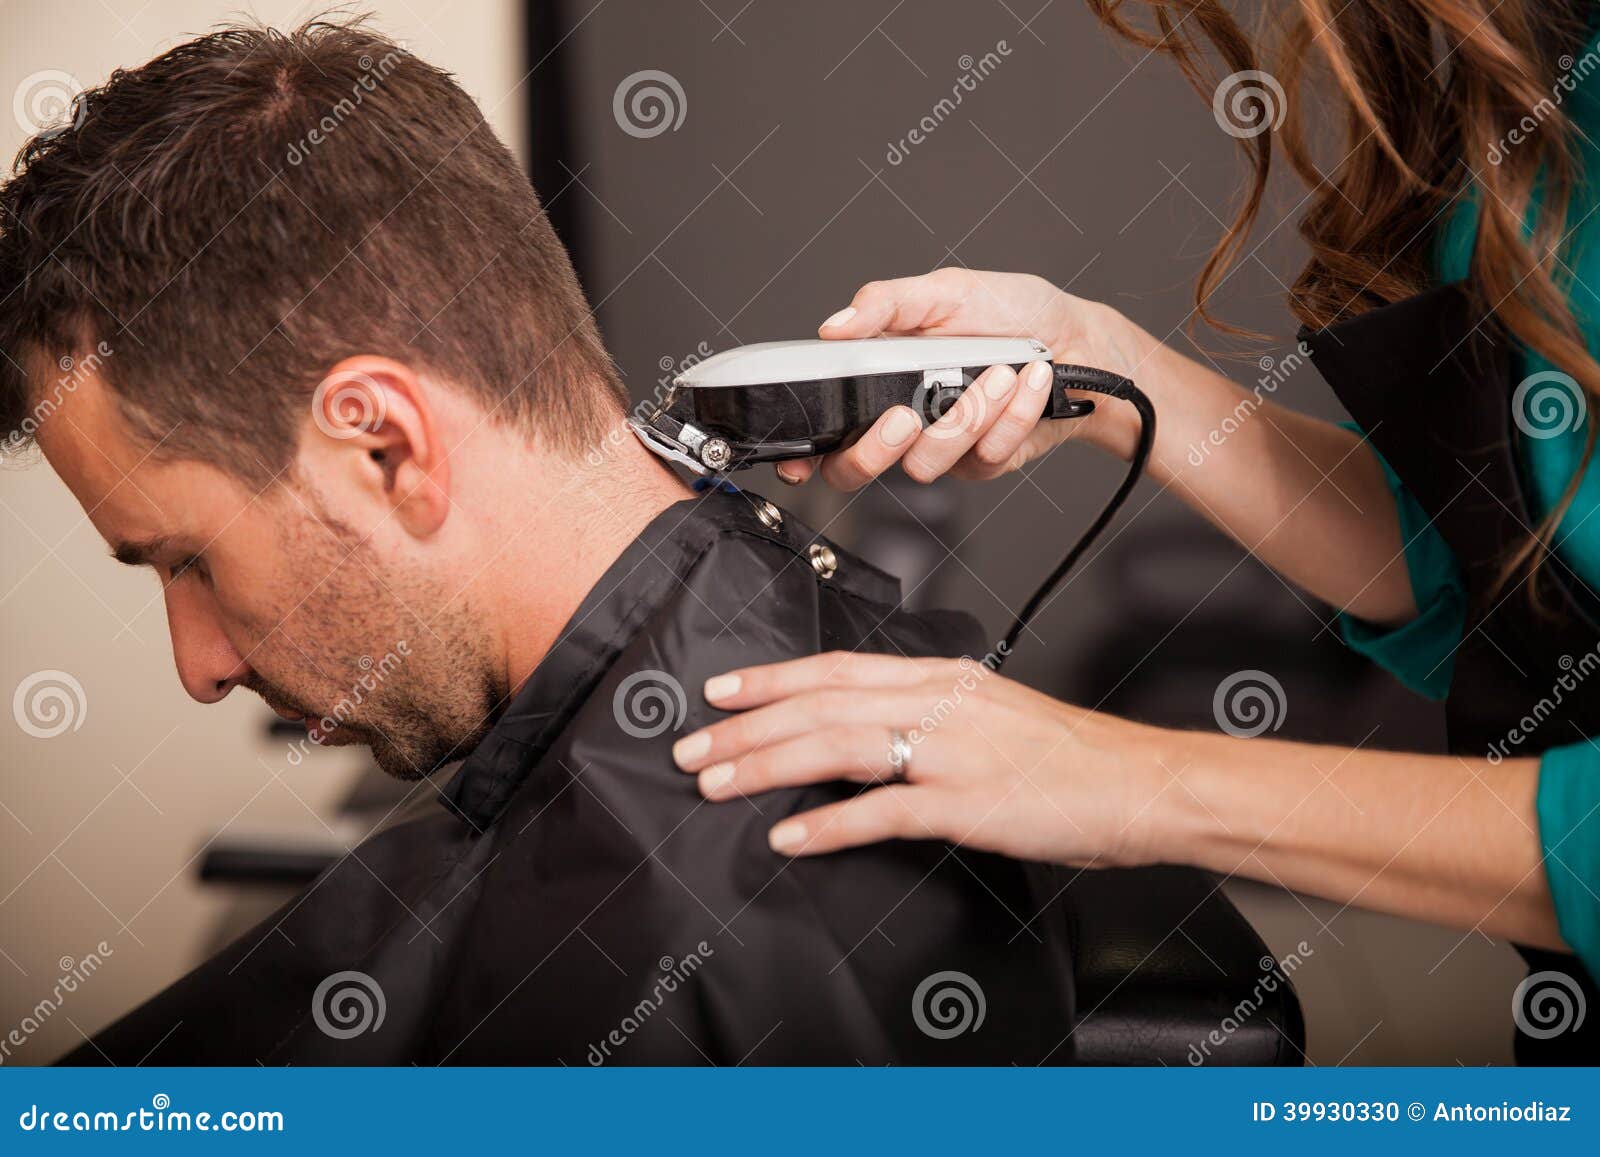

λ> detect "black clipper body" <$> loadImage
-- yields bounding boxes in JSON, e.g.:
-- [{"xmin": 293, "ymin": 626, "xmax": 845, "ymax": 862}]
[
  {"xmin": 628, "ymin": 335, "xmax": 1154, "ymax": 667},
  {"xmin": 629, "ymin": 336, "xmax": 1128, "ymax": 474}
]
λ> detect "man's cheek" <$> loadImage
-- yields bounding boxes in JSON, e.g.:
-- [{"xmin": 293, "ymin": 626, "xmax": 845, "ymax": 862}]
[
  {"xmin": 230, "ymin": 609, "xmax": 317, "ymax": 699},
  {"xmin": 220, "ymin": 565, "xmax": 321, "ymax": 650},
  {"xmin": 200, "ymin": 563, "xmax": 276, "ymax": 637}
]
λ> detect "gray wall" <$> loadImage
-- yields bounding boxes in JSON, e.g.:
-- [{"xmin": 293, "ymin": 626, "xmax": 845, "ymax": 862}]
[
  {"xmin": 565, "ymin": 0, "xmax": 1324, "ymax": 681},
  {"xmin": 553, "ymin": 0, "xmax": 1522, "ymax": 1063}
]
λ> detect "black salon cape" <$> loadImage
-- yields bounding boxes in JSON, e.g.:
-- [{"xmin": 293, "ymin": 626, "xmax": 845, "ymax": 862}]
[{"xmin": 63, "ymin": 490, "xmax": 1077, "ymax": 1065}]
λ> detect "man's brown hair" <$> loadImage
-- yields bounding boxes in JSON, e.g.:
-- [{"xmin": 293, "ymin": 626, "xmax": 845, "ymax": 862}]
[{"xmin": 0, "ymin": 16, "xmax": 625, "ymax": 482}]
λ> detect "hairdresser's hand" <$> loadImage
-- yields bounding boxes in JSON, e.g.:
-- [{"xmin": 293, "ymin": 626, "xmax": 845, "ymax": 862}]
[
  {"xmin": 670, "ymin": 651, "xmax": 1176, "ymax": 866},
  {"xmin": 777, "ymin": 268, "xmax": 1152, "ymax": 488}
]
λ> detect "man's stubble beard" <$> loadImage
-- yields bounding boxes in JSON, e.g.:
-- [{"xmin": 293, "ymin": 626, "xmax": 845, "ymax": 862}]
[
  {"xmin": 361, "ymin": 594, "xmax": 500, "ymax": 781},
  {"xmin": 263, "ymin": 496, "xmax": 502, "ymax": 781}
]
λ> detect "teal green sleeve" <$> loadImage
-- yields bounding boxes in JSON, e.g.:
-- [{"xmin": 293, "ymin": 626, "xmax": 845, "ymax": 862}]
[
  {"xmin": 1537, "ymin": 742, "xmax": 1600, "ymax": 977},
  {"xmin": 1342, "ymin": 34, "xmax": 1600, "ymax": 968},
  {"xmin": 1336, "ymin": 426, "xmax": 1467, "ymax": 701}
]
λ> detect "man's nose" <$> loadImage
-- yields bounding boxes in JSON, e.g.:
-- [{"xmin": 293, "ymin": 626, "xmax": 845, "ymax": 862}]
[{"xmin": 164, "ymin": 586, "xmax": 252, "ymax": 704}]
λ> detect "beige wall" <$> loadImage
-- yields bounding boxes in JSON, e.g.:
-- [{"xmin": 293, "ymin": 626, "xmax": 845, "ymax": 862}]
[{"xmin": 0, "ymin": 0, "xmax": 523, "ymax": 1065}]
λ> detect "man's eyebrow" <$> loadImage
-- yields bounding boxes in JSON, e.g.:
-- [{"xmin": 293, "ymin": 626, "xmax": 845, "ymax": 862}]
[{"xmin": 111, "ymin": 536, "xmax": 173, "ymax": 567}]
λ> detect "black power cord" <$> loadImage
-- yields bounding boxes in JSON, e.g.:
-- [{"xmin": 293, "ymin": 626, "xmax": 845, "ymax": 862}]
[{"xmin": 994, "ymin": 367, "xmax": 1156, "ymax": 667}]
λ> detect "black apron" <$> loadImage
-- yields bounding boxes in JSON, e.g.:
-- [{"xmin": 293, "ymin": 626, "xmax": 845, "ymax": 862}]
[
  {"xmin": 1303, "ymin": 284, "xmax": 1600, "ymax": 1063},
  {"xmin": 60, "ymin": 491, "xmax": 1077, "ymax": 1064},
  {"xmin": 58, "ymin": 490, "xmax": 1299, "ymax": 1065}
]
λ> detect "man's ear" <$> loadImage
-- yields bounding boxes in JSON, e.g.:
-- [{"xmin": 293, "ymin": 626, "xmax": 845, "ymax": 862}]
[{"xmin": 301, "ymin": 355, "xmax": 451, "ymax": 538}]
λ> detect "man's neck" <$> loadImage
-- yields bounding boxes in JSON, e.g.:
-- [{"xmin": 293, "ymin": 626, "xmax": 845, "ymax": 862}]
[{"xmin": 494, "ymin": 438, "xmax": 693, "ymax": 700}]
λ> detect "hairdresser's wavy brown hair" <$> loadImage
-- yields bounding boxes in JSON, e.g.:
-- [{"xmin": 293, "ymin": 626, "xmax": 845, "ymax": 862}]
[{"xmin": 1087, "ymin": 0, "xmax": 1597, "ymax": 606}]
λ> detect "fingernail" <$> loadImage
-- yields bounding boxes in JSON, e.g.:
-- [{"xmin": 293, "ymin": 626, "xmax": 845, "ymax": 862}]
[
  {"xmin": 672, "ymin": 732, "xmax": 710, "ymax": 767},
  {"xmin": 699, "ymin": 762, "xmax": 736, "ymax": 797},
  {"xmin": 704, "ymin": 673, "xmax": 741, "ymax": 702},
  {"xmin": 984, "ymin": 365, "xmax": 1018, "ymax": 400},
  {"xmin": 1026, "ymin": 360, "xmax": 1053, "ymax": 391},
  {"xmin": 776, "ymin": 466, "xmax": 803, "ymax": 486},
  {"xmin": 769, "ymin": 820, "xmax": 805, "ymax": 854},
  {"xmin": 882, "ymin": 407, "xmax": 919, "ymax": 447},
  {"xmin": 821, "ymin": 307, "xmax": 856, "ymax": 329}
]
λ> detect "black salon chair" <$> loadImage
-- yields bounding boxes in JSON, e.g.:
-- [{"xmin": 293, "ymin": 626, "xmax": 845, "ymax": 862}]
[{"xmin": 1062, "ymin": 865, "xmax": 1303, "ymax": 1064}]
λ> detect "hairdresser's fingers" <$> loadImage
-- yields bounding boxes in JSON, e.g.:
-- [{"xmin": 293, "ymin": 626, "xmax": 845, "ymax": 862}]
[
  {"xmin": 901, "ymin": 364, "xmax": 1018, "ymax": 483},
  {"xmin": 818, "ymin": 268, "xmax": 976, "ymax": 338},
  {"xmin": 956, "ymin": 360, "xmax": 1055, "ymax": 477},
  {"xmin": 695, "ymin": 726, "xmax": 908, "ymax": 801},
  {"xmin": 701, "ymin": 651, "xmax": 942, "ymax": 712},
  {"xmin": 774, "ymin": 457, "xmax": 816, "ymax": 485},
  {"xmin": 816, "ymin": 406, "xmax": 920, "ymax": 491},
  {"xmin": 767, "ymin": 787, "xmax": 935, "ymax": 857},
  {"xmin": 672, "ymin": 689, "xmax": 933, "ymax": 772}
]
